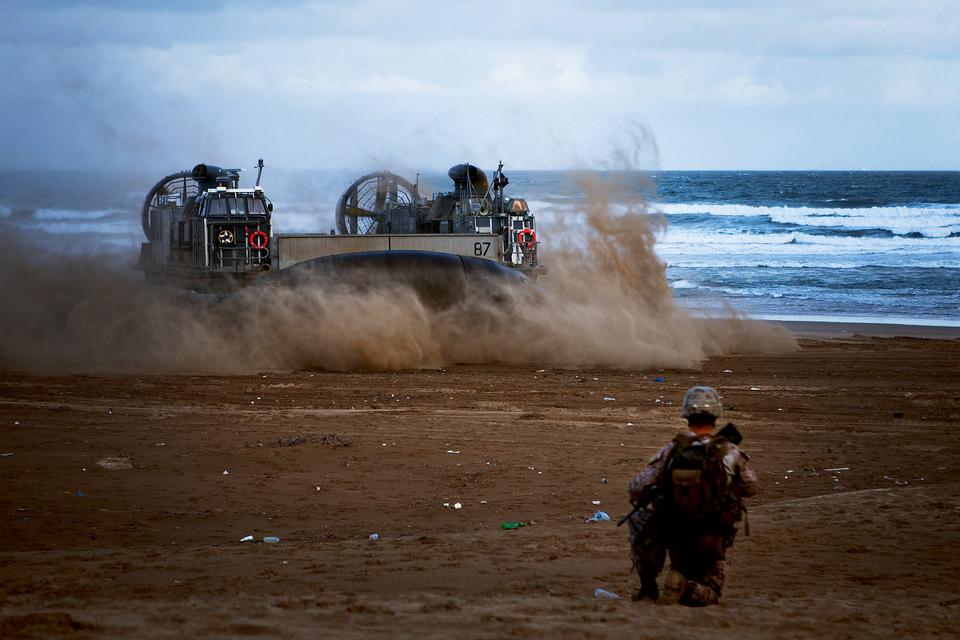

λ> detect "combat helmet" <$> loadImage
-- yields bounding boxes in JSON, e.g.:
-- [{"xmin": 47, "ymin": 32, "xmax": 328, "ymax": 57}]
[{"xmin": 681, "ymin": 386, "xmax": 723, "ymax": 420}]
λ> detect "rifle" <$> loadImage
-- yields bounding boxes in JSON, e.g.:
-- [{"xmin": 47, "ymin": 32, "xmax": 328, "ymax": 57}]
[
  {"xmin": 617, "ymin": 422, "xmax": 743, "ymax": 527},
  {"xmin": 617, "ymin": 485, "xmax": 658, "ymax": 526},
  {"xmin": 717, "ymin": 421, "xmax": 742, "ymax": 446}
]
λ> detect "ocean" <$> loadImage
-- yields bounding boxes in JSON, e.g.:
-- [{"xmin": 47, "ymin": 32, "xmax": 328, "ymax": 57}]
[{"xmin": 1, "ymin": 169, "xmax": 957, "ymax": 324}]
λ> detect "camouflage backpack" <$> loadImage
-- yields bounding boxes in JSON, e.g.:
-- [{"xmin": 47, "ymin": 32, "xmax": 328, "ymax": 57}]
[{"xmin": 665, "ymin": 434, "xmax": 736, "ymax": 520}]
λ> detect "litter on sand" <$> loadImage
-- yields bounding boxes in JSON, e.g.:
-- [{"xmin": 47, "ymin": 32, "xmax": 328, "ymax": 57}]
[
  {"xmin": 654, "ymin": 377, "xmax": 665, "ymax": 383},
  {"xmin": 824, "ymin": 467, "xmax": 850, "ymax": 472},
  {"xmin": 446, "ymin": 450, "xmax": 461, "ymax": 454},
  {"xmin": 263, "ymin": 536, "xmax": 280, "ymax": 544},
  {"xmin": 96, "ymin": 457, "xmax": 133, "ymax": 471},
  {"xmin": 222, "ymin": 470, "xmax": 229, "ymax": 475},
  {"xmin": 240, "ymin": 535, "xmax": 254, "ymax": 543},
  {"xmin": 591, "ymin": 500, "xmax": 601, "ymax": 505},
  {"xmin": 587, "ymin": 511, "xmax": 611, "ymax": 523},
  {"xmin": 453, "ymin": 502, "xmax": 463, "ymax": 510},
  {"xmin": 369, "ymin": 533, "xmax": 380, "ymax": 541},
  {"xmin": 594, "ymin": 588, "xmax": 620, "ymax": 600},
  {"xmin": 501, "ymin": 522, "xmax": 526, "ymax": 530},
  {"xmin": 603, "ymin": 396, "xmax": 616, "ymax": 401}
]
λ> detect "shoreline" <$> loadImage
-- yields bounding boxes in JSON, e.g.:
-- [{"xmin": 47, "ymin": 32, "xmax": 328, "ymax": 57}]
[{"xmin": 768, "ymin": 319, "xmax": 960, "ymax": 339}]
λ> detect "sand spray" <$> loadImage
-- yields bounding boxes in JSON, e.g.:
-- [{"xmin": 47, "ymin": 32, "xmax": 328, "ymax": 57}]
[{"xmin": 0, "ymin": 168, "xmax": 796, "ymax": 374}]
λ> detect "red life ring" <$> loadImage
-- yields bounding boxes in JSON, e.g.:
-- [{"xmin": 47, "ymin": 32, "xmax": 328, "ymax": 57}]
[
  {"xmin": 248, "ymin": 230, "xmax": 269, "ymax": 249},
  {"xmin": 517, "ymin": 228, "xmax": 537, "ymax": 248}
]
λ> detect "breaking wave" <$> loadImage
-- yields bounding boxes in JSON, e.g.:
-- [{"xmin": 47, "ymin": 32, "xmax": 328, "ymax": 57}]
[{"xmin": 658, "ymin": 203, "xmax": 960, "ymax": 238}]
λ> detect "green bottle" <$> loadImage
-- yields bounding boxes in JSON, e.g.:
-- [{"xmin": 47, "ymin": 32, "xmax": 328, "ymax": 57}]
[{"xmin": 501, "ymin": 521, "xmax": 526, "ymax": 530}]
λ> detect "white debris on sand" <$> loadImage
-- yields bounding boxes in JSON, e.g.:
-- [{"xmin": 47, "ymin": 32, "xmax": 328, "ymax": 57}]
[{"xmin": 96, "ymin": 457, "xmax": 133, "ymax": 471}]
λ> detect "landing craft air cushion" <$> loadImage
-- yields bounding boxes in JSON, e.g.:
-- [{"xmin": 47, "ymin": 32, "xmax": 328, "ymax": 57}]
[{"xmin": 137, "ymin": 160, "xmax": 543, "ymax": 300}]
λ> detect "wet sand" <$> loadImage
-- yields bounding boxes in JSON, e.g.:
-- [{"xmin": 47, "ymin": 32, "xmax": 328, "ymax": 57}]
[
  {"xmin": 1, "ymin": 332, "xmax": 959, "ymax": 638},
  {"xmin": 770, "ymin": 320, "xmax": 960, "ymax": 339}
]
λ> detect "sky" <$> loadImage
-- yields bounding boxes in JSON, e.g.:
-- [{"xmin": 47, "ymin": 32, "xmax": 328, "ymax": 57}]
[{"xmin": 2, "ymin": 0, "xmax": 958, "ymax": 171}]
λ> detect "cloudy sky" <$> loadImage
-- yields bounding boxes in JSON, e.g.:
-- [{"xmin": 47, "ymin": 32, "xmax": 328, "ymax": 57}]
[{"xmin": 3, "ymin": 0, "xmax": 958, "ymax": 171}]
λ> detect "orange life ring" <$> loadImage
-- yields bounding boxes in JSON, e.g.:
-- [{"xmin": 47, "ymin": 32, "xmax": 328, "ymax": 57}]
[
  {"xmin": 248, "ymin": 229, "xmax": 269, "ymax": 249},
  {"xmin": 517, "ymin": 228, "xmax": 537, "ymax": 248}
]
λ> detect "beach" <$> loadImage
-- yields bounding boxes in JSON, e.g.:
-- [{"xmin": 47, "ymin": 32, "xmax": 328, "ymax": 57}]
[
  {"xmin": 2, "ymin": 325, "xmax": 959, "ymax": 639},
  {"xmin": 3, "ymin": 2, "xmax": 959, "ymax": 637}
]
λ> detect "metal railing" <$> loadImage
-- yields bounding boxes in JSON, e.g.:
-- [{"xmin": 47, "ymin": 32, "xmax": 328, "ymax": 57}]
[
  {"xmin": 505, "ymin": 241, "xmax": 540, "ymax": 269},
  {"xmin": 213, "ymin": 246, "xmax": 269, "ymax": 271}
]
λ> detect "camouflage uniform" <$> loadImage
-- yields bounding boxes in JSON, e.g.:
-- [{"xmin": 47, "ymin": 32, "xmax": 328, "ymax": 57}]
[{"xmin": 628, "ymin": 434, "xmax": 757, "ymax": 606}]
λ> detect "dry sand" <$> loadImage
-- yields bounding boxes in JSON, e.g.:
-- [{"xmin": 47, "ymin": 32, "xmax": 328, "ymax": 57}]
[{"xmin": 1, "ymin": 329, "xmax": 959, "ymax": 638}]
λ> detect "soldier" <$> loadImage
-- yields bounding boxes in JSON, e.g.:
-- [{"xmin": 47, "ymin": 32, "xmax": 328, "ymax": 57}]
[{"xmin": 626, "ymin": 386, "xmax": 757, "ymax": 606}]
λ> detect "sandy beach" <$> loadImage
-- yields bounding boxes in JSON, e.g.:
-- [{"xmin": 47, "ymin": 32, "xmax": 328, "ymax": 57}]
[
  {"xmin": 1, "ymin": 324, "xmax": 959, "ymax": 638},
  {"xmin": 769, "ymin": 320, "xmax": 960, "ymax": 340}
]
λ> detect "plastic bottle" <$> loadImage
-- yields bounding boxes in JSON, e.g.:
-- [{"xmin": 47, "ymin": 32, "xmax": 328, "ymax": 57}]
[
  {"xmin": 594, "ymin": 588, "xmax": 620, "ymax": 599},
  {"xmin": 263, "ymin": 536, "xmax": 280, "ymax": 544},
  {"xmin": 501, "ymin": 521, "xmax": 526, "ymax": 530}
]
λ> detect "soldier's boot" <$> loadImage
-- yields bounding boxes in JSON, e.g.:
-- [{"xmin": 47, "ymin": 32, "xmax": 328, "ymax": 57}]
[
  {"xmin": 656, "ymin": 570, "xmax": 688, "ymax": 606},
  {"xmin": 632, "ymin": 574, "xmax": 660, "ymax": 602},
  {"xmin": 680, "ymin": 581, "xmax": 720, "ymax": 607}
]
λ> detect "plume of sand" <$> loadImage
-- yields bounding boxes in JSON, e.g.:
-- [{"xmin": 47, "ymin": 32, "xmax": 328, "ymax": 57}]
[
  {"xmin": 0, "ymin": 232, "xmax": 443, "ymax": 373},
  {"xmin": 434, "ymin": 172, "xmax": 797, "ymax": 369}
]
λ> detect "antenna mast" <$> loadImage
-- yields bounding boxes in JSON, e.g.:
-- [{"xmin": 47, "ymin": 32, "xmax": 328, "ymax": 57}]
[{"xmin": 255, "ymin": 158, "xmax": 265, "ymax": 187}]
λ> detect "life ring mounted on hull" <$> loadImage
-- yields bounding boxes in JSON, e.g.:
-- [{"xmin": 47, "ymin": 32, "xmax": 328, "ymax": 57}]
[
  {"xmin": 517, "ymin": 228, "xmax": 537, "ymax": 249},
  {"xmin": 248, "ymin": 229, "xmax": 269, "ymax": 250}
]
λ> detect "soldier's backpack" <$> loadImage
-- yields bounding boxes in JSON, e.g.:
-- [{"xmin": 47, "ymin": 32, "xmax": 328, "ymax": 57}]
[{"xmin": 665, "ymin": 434, "xmax": 736, "ymax": 521}]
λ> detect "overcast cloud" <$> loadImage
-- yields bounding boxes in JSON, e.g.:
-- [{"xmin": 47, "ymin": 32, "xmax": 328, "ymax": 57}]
[{"xmin": 2, "ymin": 0, "xmax": 958, "ymax": 170}]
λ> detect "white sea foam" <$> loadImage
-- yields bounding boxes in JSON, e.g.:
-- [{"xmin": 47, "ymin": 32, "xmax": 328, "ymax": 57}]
[
  {"xmin": 676, "ymin": 283, "xmax": 813, "ymax": 300},
  {"xmin": 31, "ymin": 221, "xmax": 140, "ymax": 235},
  {"xmin": 752, "ymin": 314, "xmax": 960, "ymax": 328},
  {"xmin": 670, "ymin": 258, "xmax": 957, "ymax": 269},
  {"xmin": 656, "ymin": 228, "xmax": 959, "ymax": 268},
  {"xmin": 658, "ymin": 203, "xmax": 960, "ymax": 237},
  {"xmin": 33, "ymin": 208, "xmax": 126, "ymax": 221},
  {"xmin": 659, "ymin": 229, "xmax": 958, "ymax": 252}
]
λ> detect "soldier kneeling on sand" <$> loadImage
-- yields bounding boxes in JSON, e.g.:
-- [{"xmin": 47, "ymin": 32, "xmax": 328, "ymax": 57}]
[{"xmin": 626, "ymin": 386, "xmax": 757, "ymax": 606}]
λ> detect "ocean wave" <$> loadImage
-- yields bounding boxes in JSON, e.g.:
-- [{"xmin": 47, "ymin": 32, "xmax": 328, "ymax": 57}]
[
  {"xmin": 32, "ymin": 207, "xmax": 129, "ymax": 221},
  {"xmin": 670, "ymin": 280, "xmax": 812, "ymax": 299},
  {"xmin": 24, "ymin": 221, "xmax": 140, "ymax": 235},
  {"xmin": 661, "ymin": 257, "xmax": 960, "ymax": 269},
  {"xmin": 657, "ymin": 203, "xmax": 960, "ymax": 237},
  {"xmin": 658, "ymin": 228, "xmax": 959, "ymax": 253}
]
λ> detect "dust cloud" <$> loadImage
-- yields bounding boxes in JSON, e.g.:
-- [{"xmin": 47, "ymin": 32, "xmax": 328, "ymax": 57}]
[
  {"xmin": 0, "ymin": 234, "xmax": 442, "ymax": 373},
  {"xmin": 434, "ymin": 172, "xmax": 797, "ymax": 369},
  {"xmin": 0, "ymin": 171, "xmax": 795, "ymax": 374}
]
